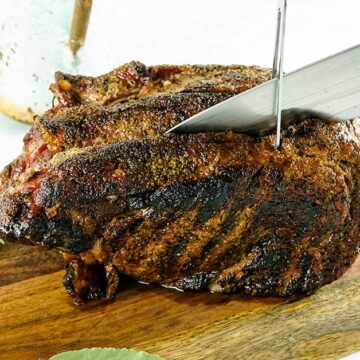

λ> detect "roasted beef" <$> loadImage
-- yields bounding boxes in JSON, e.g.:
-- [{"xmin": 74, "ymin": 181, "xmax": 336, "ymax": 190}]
[{"xmin": 0, "ymin": 62, "xmax": 359, "ymax": 305}]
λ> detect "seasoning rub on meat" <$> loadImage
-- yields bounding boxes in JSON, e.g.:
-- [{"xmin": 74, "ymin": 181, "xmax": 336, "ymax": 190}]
[{"xmin": 0, "ymin": 62, "xmax": 359, "ymax": 305}]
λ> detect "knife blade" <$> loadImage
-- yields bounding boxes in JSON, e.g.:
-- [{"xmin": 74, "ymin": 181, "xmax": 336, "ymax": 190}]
[{"xmin": 167, "ymin": 44, "xmax": 360, "ymax": 136}]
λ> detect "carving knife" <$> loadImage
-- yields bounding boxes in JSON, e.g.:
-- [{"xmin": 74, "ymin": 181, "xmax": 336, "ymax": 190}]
[{"xmin": 167, "ymin": 44, "xmax": 360, "ymax": 136}]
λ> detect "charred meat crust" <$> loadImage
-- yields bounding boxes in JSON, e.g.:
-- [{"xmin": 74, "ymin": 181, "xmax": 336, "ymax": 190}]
[
  {"xmin": 2, "ymin": 63, "xmax": 269, "ymax": 194},
  {"xmin": 1, "ymin": 61, "xmax": 360, "ymax": 305},
  {"xmin": 50, "ymin": 61, "xmax": 271, "ymax": 108},
  {"xmin": 1, "ymin": 118, "xmax": 360, "ymax": 305},
  {"xmin": 38, "ymin": 92, "xmax": 233, "ymax": 149}
]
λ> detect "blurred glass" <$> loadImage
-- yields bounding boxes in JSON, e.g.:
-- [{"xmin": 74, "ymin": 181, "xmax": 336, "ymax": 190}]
[{"xmin": 0, "ymin": 1, "xmax": 77, "ymax": 122}]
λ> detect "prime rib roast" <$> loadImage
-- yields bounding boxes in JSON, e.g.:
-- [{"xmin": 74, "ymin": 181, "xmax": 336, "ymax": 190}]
[{"xmin": 0, "ymin": 61, "xmax": 359, "ymax": 305}]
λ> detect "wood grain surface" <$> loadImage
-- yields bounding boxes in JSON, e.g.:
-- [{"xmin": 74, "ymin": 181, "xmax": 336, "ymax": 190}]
[{"xmin": 0, "ymin": 242, "xmax": 359, "ymax": 360}]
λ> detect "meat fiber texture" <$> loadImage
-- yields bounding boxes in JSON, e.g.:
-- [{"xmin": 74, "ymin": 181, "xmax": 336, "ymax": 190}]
[{"xmin": 0, "ymin": 61, "xmax": 359, "ymax": 305}]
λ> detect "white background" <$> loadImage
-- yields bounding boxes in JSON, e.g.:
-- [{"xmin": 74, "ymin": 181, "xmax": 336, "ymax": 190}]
[
  {"xmin": 1, "ymin": 0, "xmax": 360, "ymax": 169},
  {"xmin": 0, "ymin": 1, "xmax": 360, "ymax": 357},
  {"xmin": 1, "ymin": 0, "xmax": 360, "ymax": 170}
]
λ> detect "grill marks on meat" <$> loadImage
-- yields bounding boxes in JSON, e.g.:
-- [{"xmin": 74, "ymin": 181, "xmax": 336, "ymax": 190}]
[
  {"xmin": 0, "ymin": 62, "xmax": 360, "ymax": 305},
  {"xmin": 1, "ymin": 118, "xmax": 360, "ymax": 304}
]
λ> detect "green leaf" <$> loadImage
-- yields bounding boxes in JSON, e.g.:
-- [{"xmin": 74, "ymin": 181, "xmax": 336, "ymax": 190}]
[
  {"xmin": 50, "ymin": 348, "xmax": 165, "ymax": 360},
  {"xmin": 0, "ymin": 239, "xmax": 4, "ymax": 245}
]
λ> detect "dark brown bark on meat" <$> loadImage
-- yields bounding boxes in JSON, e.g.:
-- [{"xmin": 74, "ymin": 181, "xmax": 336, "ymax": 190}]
[{"xmin": 0, "ymin": 62, "xmax": 359, "ymax": 305}]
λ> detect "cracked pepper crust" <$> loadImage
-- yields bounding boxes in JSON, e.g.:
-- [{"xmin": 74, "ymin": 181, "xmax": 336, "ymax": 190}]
[{"xmin": 0, "ymin": 62, "xmax": 359, "ymax": 305}]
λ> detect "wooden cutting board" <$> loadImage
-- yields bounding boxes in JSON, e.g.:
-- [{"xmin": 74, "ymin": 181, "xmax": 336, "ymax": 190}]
[{"xmin": 0, "ymin": 242, "xmax": 360, "ymax": 360}]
